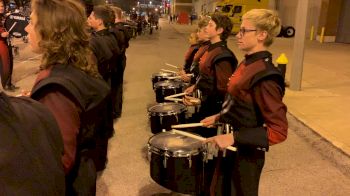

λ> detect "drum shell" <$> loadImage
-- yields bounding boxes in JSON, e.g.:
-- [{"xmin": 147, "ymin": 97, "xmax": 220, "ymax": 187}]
[
  {"xmin": 151, "ymin": 72, "xmax": 176, "ymax": 89},
  {"xmin": 5, "ymin": 13, "xmax": 29, "ymax": 38},
  {"xmin": 154, "ymin": 80, "xmax": 183, "ymax": 103},
  {"xmin": 147, "ymin": 131, "xmax": 205, "ymax": 194},
  {"xmin": 149, "ymin": 149, "xmax": 204, "ymax": 194},
  {"xmin": 149, "ymin": 110, "xmax": 186, "ymax": 134}
]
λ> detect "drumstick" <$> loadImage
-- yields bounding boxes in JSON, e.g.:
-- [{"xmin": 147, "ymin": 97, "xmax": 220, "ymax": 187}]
[
  {"xmin": 166, "ymin": 92, "xmax": 187, "ymax": 99},
  {"xmin": 160, "ymin": 69, "xmax": 177, "ymax": 74},
  {"xmin": 167, "ymin": 73, "xmax": 194, "ymax": 79},
  {"xmin": 171, "ymin": 123, "xmax": 204, "ymax": 129},
  {"xmin": 165, "ymin": 97, "xmax": 183, "ymax": 102},
  {"xmin": 172, "ymin": 129, "xmax": 237, "ymax": 152},
  {"xmin": 165, "ymin": 63, "xmax": 179, "ymax": 69},
  {"xmin": 166, "ymin": 76, "xmax": 182, "ymax": 80},
  {"xmin": 8, "ymin": 22, "xmax": 17, "ymax": 33},
  {"xmin": 165, "ymin": 97, "xmax": 199, "ymax": 104}
]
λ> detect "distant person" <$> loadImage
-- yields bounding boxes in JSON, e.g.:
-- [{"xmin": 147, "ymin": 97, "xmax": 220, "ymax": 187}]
[
  {"xmin": 0, "ymin": 91, "xmax": 65, "ymax": 194},
  {"xmin": 110, "ymin": 6, "xmax": 130, "ymax": 119},
  {"xmin": 178, "ymin": 32, "xmax": 199, "ymax": 82},
  {"xmin": 202, "ymin": 9, "xmax": 288, "ymax": 195},
  {"xmin": 0, "ymin": 0, "xmax": 18, "ymax": 91},
  {"xmin": 25, "ymin": 0, "xmax": 113, "ymax": 194},
  {"xmin": 188, "ymin": 17, "xmax": 211, "ymax": 85}
]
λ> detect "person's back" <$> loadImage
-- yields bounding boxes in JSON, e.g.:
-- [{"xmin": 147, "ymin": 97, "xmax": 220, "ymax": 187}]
[
  {"xmin": 24, "ymin": 0, "xmax": 114, "ymax": 195},
  {"xmin": 0, "ymin": 92, "xmax": 65, "ymax": 195}
]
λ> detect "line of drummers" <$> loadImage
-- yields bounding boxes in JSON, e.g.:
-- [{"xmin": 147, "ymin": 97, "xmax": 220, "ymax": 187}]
[{"xmin": 147, "ymin": 10, "xmax": 288, "ymax": 196}]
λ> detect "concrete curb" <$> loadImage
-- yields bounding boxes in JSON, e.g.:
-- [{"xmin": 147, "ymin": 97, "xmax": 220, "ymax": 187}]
[{"xmin": 287, "ymin": 112, "xmax": 350, "ymax": 176}]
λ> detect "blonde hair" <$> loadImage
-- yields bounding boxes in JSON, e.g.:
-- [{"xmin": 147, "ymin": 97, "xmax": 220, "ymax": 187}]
[
  {"xmin": 188, "ymin": 32, "xmax": 198, "ymax": 45},
  {"xmin": 197, "ymin": 16, "xmax": 210, "ymax": 29},
  {"xmin": 243, "ymin": 9, "xmax": 281, "ymax": 47},
  {"xmin": 31, "ymin": 0, "xmax": 100, "ymax": 78}
]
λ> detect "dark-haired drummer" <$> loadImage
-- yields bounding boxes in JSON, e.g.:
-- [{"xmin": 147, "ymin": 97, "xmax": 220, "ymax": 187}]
[
  {"xmin": 184, "ymin": 14, "xmax": 238, "ymax": 131},
  {"xmin": 183, "ymin": 14, "xmax": 238, "ymax": 195}
]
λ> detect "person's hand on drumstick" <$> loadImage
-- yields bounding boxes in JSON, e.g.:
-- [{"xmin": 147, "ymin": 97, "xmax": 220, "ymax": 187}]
[
  {"xmin": 200, "ymin": 113, "xmax": 220, "ymax": 127},
  {"xmin": 205, "ymin": 133, "xmax": 235, "ymax": 150},
  {"xmin": 183, "ymin": 85, "xmax": 195, "ymax": 105},
  {"xmin": 177, "ymin": 69, "xmax": 190, "ymax": 82},
  {"xmin": 1, "ymin": 31, "xmax": 9, "ymax": 38},
  {"xmin": 184, "ymin": 85, "xmax": 195, "ymax": 94}
]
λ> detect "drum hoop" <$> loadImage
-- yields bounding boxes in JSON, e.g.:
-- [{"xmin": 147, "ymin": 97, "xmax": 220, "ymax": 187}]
[
  {"xmin": 147, "ymin": 103, "xmax": 187, "ymax": 115},
  {"xmin": 148, "ymin": 111, "xmax": 182, "ymax": 116},
  {"xmin": 148, "ymin": 145, "xmax": 203, "ymax": 157},
  {"xmin": 154, "ymin": 84, "xmax": 182, "ymax": 89},
  {"xmin": 151, "ymin": 72, "xmax": 175, "ymax": 78}
]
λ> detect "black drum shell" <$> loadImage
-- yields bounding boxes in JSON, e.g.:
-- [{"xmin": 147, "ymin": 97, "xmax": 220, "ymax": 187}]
[
  {"xmin": 154, "ymin": 80, "xmax": 183, "ymax": 103},
  {"xmin": 149, "ymin": 110, "xmax": 186, "ymax": 134},
  {"xmin": 149, "ymin": 151, "xmax": 204, "ymax": 194},
  {"xmin": 151, "ymin": 72, "xmax": 176, "ymax": 89},
  {"xmin": 5, "ymin": 13, "xmax": 29, "ymax": 38}
]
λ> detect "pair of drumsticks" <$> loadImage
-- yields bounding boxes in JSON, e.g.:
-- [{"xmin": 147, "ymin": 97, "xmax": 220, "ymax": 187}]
[
  {"xmin": 160, "ymin": 63, "xmax": 194, "ymax": 79},
  {"xmin": 171, "ymin": 129, "xmax": 237, "ymax": 152},
  {"xmin": 164, "ymin": 92, "xmax": 200, "ymax": 104}
]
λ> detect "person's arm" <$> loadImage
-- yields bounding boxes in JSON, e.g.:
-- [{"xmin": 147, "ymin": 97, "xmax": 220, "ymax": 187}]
[
  {"xmin": 38, "ymin": 90, "xmax": 80, "ymax": 174},
  {"xmin": 254, "ymin": 80, "xmax": 288, "ymax": 145}
]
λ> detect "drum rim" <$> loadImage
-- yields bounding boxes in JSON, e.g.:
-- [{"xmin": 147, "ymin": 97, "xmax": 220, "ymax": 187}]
[
  {"xmin": 147, "ymin": 103, "xmax": 187, "ymax": 115},
  {"xmin": 151, "ymin": 72, "xmax": 176, "ymax": 78},
  {"xmin": 153, "ymin": 80, "xmax": 183, "ymax": 88},
  {"xmin": 148, "ymin": 144, "xmax": 203, "ymax": 157}
]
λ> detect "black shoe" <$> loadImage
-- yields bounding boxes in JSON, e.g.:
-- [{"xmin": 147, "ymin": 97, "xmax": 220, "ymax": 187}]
[{"xmin": 4, "ymin": 84, "xmax": 19, "ymax": 91}]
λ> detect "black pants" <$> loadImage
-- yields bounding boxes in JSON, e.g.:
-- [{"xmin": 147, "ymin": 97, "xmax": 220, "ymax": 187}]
[
  {"xmin": 111, "ymin": 56, "xmax": 126, "ymax": 118},
  {"xmin": 229, "ymin": 147, "xmax": 265, "ymax": 196}
]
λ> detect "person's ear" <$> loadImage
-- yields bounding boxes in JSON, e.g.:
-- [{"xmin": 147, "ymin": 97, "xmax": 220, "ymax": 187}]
[
  {"xmin": 217, "ymin": 27, "xmax": 224, "ymax": 35},
  {"xmin": 257, "ymin": 30, "xmax": 268, "ymax": 42}
]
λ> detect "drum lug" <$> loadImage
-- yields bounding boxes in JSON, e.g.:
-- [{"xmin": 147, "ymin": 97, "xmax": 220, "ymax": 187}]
[
  {"xmin": 202, "ymin": 150, "xmax": 208, "ymax": 163},
  {"xmin": 174, "ymin": 113, "xmax": 178, "ymax": 123},
  {"xmin": 159, "ymin": 115, "xmax": 163, "ymax": 126},
  {"xmin": 187, "ymin": 155, "xmax": 192, "ymax": 168},
  {"xmin": 163, "ymin": 152, "xmax": 169, "ymax": 168},
  {"xmin": 147, "ymin": 145, "xmax": 152, "ymax": 161}
]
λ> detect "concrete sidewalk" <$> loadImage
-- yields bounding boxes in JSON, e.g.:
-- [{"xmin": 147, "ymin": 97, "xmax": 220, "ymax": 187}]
[{"xmin": 169, "ymin": 21, "xmax": 350, "ymax": 158}]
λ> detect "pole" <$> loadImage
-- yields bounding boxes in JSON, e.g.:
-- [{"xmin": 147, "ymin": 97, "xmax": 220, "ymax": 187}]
[{"xmin": 290, "ymin": 0, "xmax": 309, "ymax": 91}]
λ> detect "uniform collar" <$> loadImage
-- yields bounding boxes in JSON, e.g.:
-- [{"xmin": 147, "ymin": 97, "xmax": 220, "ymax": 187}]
[
  {"xmin": 95, "ymin": 28, "xmax": 110, "ymax": 36},
  {"xmin": 244, "ymin": 51, "xmax": 272, "ymax": 65},
  {"xmin": 208, "ymin": 40, "xmax": 227, "ymax": 51}
]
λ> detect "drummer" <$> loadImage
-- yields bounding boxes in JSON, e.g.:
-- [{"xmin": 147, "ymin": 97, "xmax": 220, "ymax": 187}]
[
  {"xmin": 202, "ymin": 9, "xmax": 288, "ymax": 195},
  {"xmin": 178, "ymin": 17, "xmax": 211, "ymax": 84},
  {"xmin": 177, "ymin": 32, "xmax": 199, "ymax": 82},
  {"xmin": 183, "ymin": 14, "xmax": 238, "ymax": 134},
  {"xmin": 182, "ymin": 14, "xmax": 238, "ymax": 196}
]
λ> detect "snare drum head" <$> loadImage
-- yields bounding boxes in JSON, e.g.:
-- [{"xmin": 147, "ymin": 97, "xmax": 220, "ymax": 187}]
[
  {"xmin": 152, "ymin": 72, "xmax": 175, "ymax": 78},
  {"xmin": 148, "ymin": 102, "xmax": 186, "ymax": 115},
  {"xmin": 154, "ymin": 80, "xmax": 182, "ymax": 89},
  {"xmin": 148, "ymin": 131, "xmax": 203, "ymax": 155}
]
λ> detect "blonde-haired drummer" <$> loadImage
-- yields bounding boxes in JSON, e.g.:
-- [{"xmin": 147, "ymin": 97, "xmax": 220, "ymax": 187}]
[{"xmin": 202, "ymin": 9, "xmax": 288, "ymax": 195}]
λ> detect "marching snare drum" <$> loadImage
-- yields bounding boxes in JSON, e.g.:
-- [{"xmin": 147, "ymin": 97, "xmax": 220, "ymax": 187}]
[
  {"xmin": 5, "ymin": 13, "xmax": 29, "ymax": 38},
  {"xmin": 148, "ymin": 131, "xmax": 204, "ymax": 194},
  {"xmin": 148, "ymin": 102, "xmax": 187, "ymax": 134},
  {"xmin": 151, "ymin": 72, "xmax": 176, "ymax": 89},
  {"xmin": 154, "ymin": 80, "xmax": 183, "ymax": 103}
]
